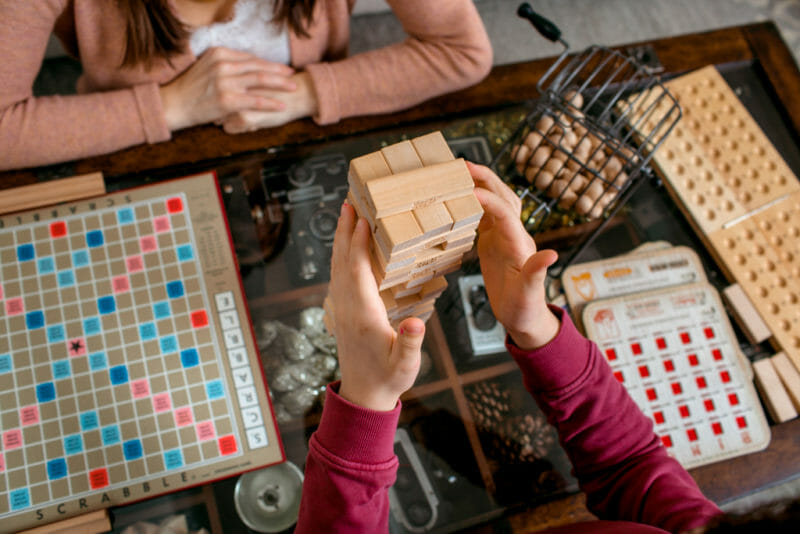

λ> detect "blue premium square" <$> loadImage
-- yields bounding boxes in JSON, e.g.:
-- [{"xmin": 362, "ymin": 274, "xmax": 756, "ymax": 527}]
[
  {"xmin": 98, "ymin": 296, "xmax": 116, "ymax": 315},
  {"xmin": 160, "ymin": 336, "xmax": 178, "ymax": 354},
  {"xmin": 109, "ymin": 365, "xmax": 129, "ymax": 385},
  {"xmin": 139, "ymin": 323, "xmax": 157, "ymax": 341},
  {"xmin": 84, "ymin": 317, "xmax": 101, "ymax": 336},
  {"xmin": 72, "ymin": 249, "xmax": 90, "ymax": 267},
  {"xmin": 64, "ymin": 434, "xmax": 83, "ymax": 455},
  {"xmin": 80, "ymin": 411, "xmax": 99, "ymax": 431},
  {"xmin": 117, "ymin": 208, "xmax": 135, "ymax": 225},
  {"xmin": 89, "ymin": 352, "xmax": 107, "ymax": 371},
  {"xmin": 46, "ymin": 458, "xmax": 68, "ymax": 480},
  {"xmin": 57, "ymin": 270, "xmax": 75, "ymax": 287},
  {"xmin": 164, "ymin": 449, "xmax": 183, "ymax": 470},
  {"xmin": 16, "ymin": 244, "xmax": 35, "ymax": 262},
  {"xmin": 10, "ymin": 489, "xmax": 30, "ymax": 510},
  {"xmin": 153, "ymin": 301, "xmax": 171, "ymax": 319},
  {"xmin": 52, "ymin": 360, "xmax": 71, "ymax": 379},
  {"xmin": 38, "ymin": 257, "xmax": 55, "ymax": 274},
  {"xmin": 101, "ymin": 425, "xmax": 121, "ymax": 446},
  {"xmin": 177, "ymin": 245, "xmax": 194, "ymax": 261},
  {"xmin": 36, "ymin": 382, "xmax": 56, "ymax": 403},
  {"xmin": 166, "ymin": 281, "xmax": 184, "ymax": 299},
  {"xmin": 86, "ymin": 230, "xmax": 104, "ymax": 248},
  {"xmin": 25, "ymin": 311, "xmax": 45, "ymax": 330},
  {"xmin": 206, "ymin": 380, "xmax": 224, "ymax": 399},
  {"xmin": 180, "ymin": 348, "xmax": 199, "ymax": 368},
  {"xmin": 47, "ymin": 325, "xmax": 65, "ymax": 343},
  {"xmin": 123, "ymin": 439, "xmax": 143, "ymax": 460},
  {"xmin": 0, "ymin": 354, "xmax": 12, "ymax": 374}
]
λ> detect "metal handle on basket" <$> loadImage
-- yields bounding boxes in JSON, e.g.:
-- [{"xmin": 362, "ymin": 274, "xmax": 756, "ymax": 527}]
[{"xmin": 517, "ymin": 3, "xmax": 562, "ymax": 44}]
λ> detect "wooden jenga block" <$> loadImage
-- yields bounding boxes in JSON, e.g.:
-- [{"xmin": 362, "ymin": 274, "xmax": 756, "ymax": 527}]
[
  {"xmin": 411, "ymin": 131, "xmax": 455, "ymax": 166},
  {"xmin": 413, "ymin": 202, "xmax": 453, "ymax": 239},
  {"xmin": 376, "ymin": 212, "xmax": 425, "ymax": 253},
  {"xmin": 753, "ymin": 357, "xmax": 798, "ymax": 423},
  {"xmin": 446, "ymin": 193, "xmax": 484, "ymax": 230},
  {"xmin": 444, "ymin": 228, "xmax": 477, "ymax": 250},
  {"xmin": 349, "ymin": 151, "xmax": 392, "ymax": 191},
  {"xmin": 723, "ymin": 284, "xmax": 771, "ymax": 344},
  {"xmin": 772, "ymin": 352, "xmax": 800, "ymax": 410},
  {"xmin": 365, "ymin": 159, "xmax": 474, "ymax": 219},
  {"xmin": 347, "ymin": 191, "xmax": 375, "ymax": 229},
  {"xmin": 381, "ymin": 140, "xmax": 423, "ymax": 173},
  {"xmin": 418, "ymin": 276, "xmax": 448, "ymax": 299}
]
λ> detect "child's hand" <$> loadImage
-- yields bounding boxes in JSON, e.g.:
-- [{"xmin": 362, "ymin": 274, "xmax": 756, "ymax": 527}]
[
  {"xmin": 468, "ymin": 162, "xmax": 561, "ymax": 350},
  {"xmin": 328, "ymin": 203, "xmax": 425, "ymax": 412}
]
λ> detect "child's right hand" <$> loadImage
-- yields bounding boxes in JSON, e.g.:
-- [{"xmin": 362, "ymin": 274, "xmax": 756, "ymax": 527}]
[{"xmin": 468, "ymin": 162, "xmax": 561, "ymax": 350}]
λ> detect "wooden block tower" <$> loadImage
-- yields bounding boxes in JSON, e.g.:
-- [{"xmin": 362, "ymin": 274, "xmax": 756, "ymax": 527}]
[{"xmin": 324, "ymin": 131, "xmax": 483, "ymax": 332}]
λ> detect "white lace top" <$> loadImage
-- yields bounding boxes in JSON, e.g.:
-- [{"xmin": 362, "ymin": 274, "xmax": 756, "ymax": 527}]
[{"xmin": 189, "ymin": 0, "xmax": 290, "ymax": 64}]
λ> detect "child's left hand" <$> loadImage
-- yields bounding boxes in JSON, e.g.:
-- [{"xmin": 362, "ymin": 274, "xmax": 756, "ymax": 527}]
[{"xmin": 327, "ymin": 203, "xmax": 425, "ymax": 412}]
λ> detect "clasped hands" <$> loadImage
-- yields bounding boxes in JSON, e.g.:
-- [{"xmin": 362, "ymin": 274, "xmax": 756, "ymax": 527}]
[
  {"xmin": 159, "ymin": 47, "xmax": 318, "ymax": 134},
  {"xmin": 328, "ymin": 162, "xmax": 562, "ymax": 412}
]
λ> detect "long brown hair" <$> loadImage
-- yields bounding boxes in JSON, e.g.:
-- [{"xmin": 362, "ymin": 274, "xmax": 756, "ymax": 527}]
[{"xmin": 119, "ymin": 0, "xmax": 317, "ymax": 68}]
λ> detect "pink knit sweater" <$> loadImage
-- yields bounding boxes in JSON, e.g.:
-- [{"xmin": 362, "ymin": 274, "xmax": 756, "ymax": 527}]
[{"xmin": 0, "ymin": 0, "xmax": 492, "ymax": 170}]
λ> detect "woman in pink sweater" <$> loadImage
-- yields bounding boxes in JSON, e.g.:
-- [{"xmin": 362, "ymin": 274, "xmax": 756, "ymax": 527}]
[
  {"xmin": 300, "ymin": 162, "xmax": 723, "ymax": 533},
  {"xmin": 0, "ymin": 0, "xmax": 491, "ymax": 170}
]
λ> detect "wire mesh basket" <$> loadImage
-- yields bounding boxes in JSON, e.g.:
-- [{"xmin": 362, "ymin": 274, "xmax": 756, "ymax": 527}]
[{"xmin": 491, "ymin": 4, "xmax": 682, "ymax": 276}]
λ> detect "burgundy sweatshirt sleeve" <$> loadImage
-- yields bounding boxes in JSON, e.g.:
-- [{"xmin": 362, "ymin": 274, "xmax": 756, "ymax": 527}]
[
  {"xmin": 0, "ymin": 2, "xmax": 171, "ymax": 171},
  {"xmin": 507, "ymin": 306, "xmax": 722, "ymax": 533},
  {"xmin": 305, "ymin": 0, "xmax": 493, "ymax": 125},
  {"xmin": 295, "ymin": 382, "xmax": 399, "ymax": 534}
]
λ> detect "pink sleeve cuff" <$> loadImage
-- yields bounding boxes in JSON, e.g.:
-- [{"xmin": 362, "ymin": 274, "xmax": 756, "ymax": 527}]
[
  {"xmin": 304, "ymin": 63, "xmax": 341, "ymax": 125},
  {"xmin": 506, "ymin": 305, "xmax": 595, "ymax": 393},
  {"xmin": 315, "ymin": 382, "xmax": 401, "ymax": 464},
  {"xmin": 132, "ymin": 83, "xmax": 171, "ymax": 144}
]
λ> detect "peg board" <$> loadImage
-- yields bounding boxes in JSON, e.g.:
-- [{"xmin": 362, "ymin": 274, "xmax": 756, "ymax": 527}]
[
  {"xmin": 638, "ymin": 65, "xmax": 800, "ymax": 371},
  {"xmin": 0, "ymin": 173, "xmax": 283, "ymax": 533},
  {"xmin": 583, "ymin": 283, "xmax": 770, "ymax": 469}
]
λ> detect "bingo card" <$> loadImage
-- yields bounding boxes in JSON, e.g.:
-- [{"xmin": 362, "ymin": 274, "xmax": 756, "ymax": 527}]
[
  {"xmin": 0, "ymin": 173, "xmax": 283, "ymax": 533},
  {"xmin": 583, "ymin": 282, "xmax": 770, "ymax": 469}
]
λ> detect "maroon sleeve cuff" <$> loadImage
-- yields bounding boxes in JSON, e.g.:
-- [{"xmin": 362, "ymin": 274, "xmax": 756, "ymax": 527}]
[
  {"xmin": 506, "ymin": 305, "xmax": 595, "ymax": 393},
  {"xmin": 314, "ymin": 382, "xmax": 401, "ymax": 464}
]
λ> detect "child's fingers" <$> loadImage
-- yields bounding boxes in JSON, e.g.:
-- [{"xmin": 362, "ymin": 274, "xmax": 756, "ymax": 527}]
[{"xmin": 467, "ymin": 162, "xmax": 520, "ymax": 210}]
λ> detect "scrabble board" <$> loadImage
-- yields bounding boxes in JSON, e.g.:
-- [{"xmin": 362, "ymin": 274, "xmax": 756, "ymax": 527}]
[
  {"xmin": 583, "ymin": 282, "xmax": 770, "ymax": 468},
  {"xmin": 0, "ymin": 173, "xmax": 282, "ymax": 533}
]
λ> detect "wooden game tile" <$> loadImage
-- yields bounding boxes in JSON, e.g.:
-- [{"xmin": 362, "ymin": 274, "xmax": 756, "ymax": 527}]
[
  {"xmin": 445, "ymin": 193, "xmax": 483, "ymax": 230},
  {"xmin": 772, "ymin": 352, "xmax": 800, "ymax": 410},
  {"xmin": 391, "ymin": 283, "xmax": 425, "ymax": 300},
  {"xmin": 722, "ymin": 284, "xmax": 771, "ymax": 344},
  {"xmin": 410, "ymin": 131, "xmax": 455, "ymax": 166},
  {"xmin": 365, "ymin": 159, "xmax": 474, "ymax": 219},
  {"xmin": 753, "ymin": 357, "xmax": 798, "ymax": 422},
  {"xmin": 376, "ymin": 211, "xmax": 425, "ymax": 253},
  {"xmin": 348, "ymin": 151, "xmax": 392, "ymax": 191},
  {"xmin": 347, "ymin": 191, "xmax": 376, "ymax": 230},
  {"xmin": 404, "ymin": 270, "xmax": 437, "ymax": 290},
  {"xmin": 380, "ymin": 140, "xmax": 423, "ymax": 174},
  {"xmin": 443, "ymin": 229, "xmax": 477, "ymax": 251},
  {"xmin": 412, "ymin": 202, "xmax": 453, "ymax": 239},
  {"xmin": 418, "ymin": 276, "xmax": 448, "ymax": 300}
]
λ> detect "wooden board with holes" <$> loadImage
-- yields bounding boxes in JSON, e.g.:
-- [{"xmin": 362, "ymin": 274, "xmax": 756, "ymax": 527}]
[{"xmin": 639, "ymin": 65, "xmax": 800, "ymax": 371}]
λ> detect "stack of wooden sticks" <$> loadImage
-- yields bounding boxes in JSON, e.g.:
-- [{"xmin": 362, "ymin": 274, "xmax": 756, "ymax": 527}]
[{"xmin": 324, "ymin": 131, "xmax": 483, "ymax": 331}]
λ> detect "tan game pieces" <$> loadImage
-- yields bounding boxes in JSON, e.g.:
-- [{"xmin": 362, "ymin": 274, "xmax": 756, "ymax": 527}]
[{"xmin": 325, "ymin": 131, "xmax": 482, "ymax": 330}]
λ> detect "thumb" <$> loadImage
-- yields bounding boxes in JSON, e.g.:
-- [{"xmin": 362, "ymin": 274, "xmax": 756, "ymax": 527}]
[
  {"xmin": 521, "ymin": 249, "xmax": 558, "ymax": 289},
  {"xmin": 392, "ymin": 317, "xmax": 426, "ymax": 364}
]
